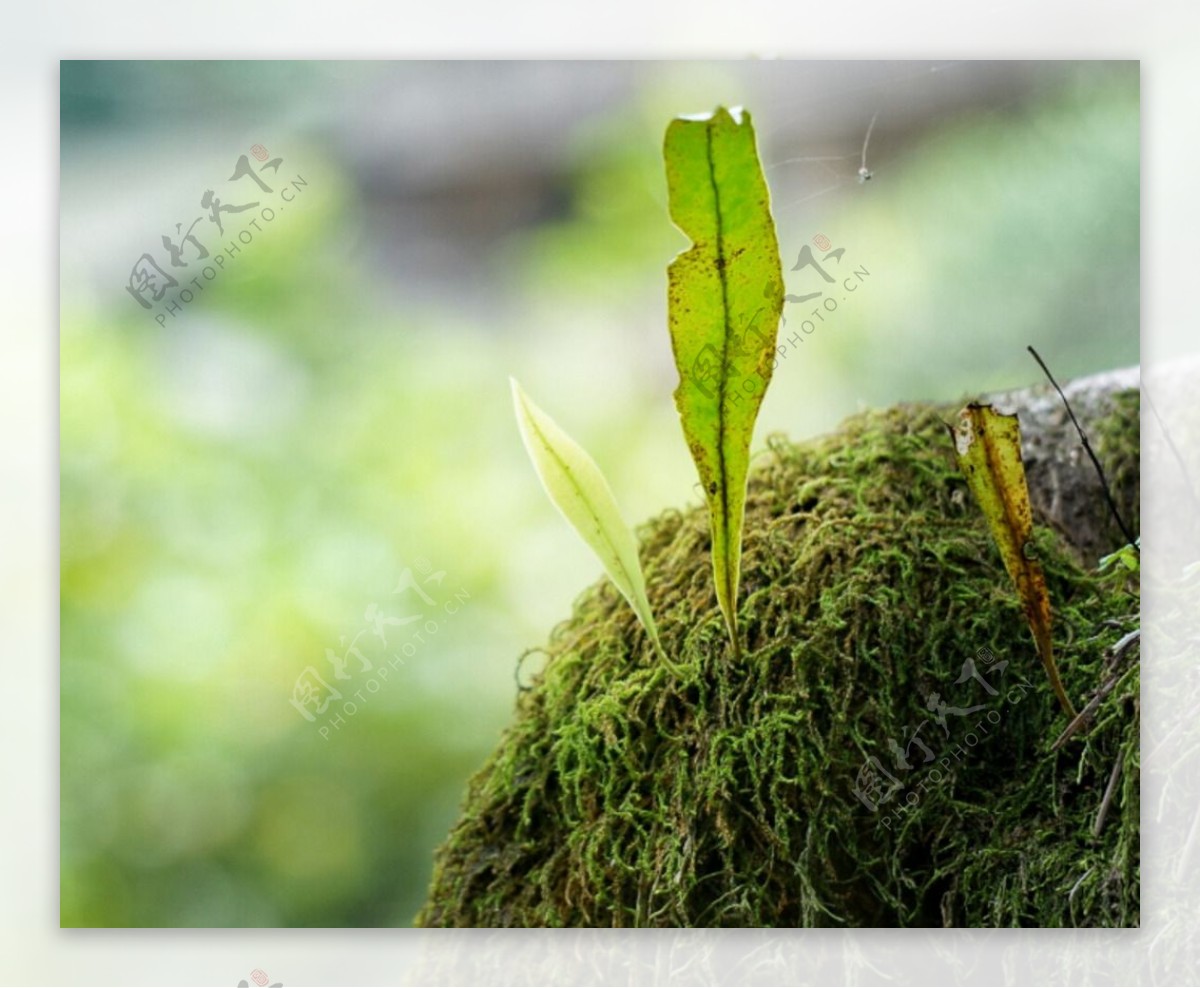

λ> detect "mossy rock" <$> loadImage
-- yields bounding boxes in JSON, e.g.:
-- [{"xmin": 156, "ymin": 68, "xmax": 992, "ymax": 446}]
[{"xmin": 417, "ymin": 397, "xmax": 1140, "ymax": 927}]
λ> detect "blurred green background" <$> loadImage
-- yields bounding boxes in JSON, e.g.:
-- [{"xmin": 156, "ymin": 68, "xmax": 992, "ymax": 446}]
[{"xmin": 59, "ymin": 60, "xmax": 1138, "ymax": 927}]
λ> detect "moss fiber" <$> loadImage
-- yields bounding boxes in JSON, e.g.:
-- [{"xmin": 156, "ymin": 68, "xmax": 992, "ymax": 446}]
[{"xmin": 417, "ymin": 399, "xmax": 1140, "ymax": 927}]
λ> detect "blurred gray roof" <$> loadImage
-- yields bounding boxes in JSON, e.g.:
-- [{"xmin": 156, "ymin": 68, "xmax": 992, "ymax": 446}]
[{"xmin": 61, "ymin": 60, "xmax": 1105, "ymax": 311}]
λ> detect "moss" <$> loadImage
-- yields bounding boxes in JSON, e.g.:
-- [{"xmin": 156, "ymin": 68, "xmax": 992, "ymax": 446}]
[
  {"xmin": 416, "ymin": 401, "xmax": 1140, "ymax": 927},
  {"xmin": 1093, "ymin": 388, "xmax": 1141, "ymax": 553}
]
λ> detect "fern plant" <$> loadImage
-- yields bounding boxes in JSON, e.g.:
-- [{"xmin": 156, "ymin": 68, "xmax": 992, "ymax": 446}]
[{"xmin": 512, "ymin": 106, "xmax": 782, "ymax": 661}]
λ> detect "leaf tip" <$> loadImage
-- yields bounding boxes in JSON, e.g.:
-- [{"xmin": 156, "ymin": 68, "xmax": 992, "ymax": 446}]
[{"xmin": 510, "ymin": 376, "xmax": 535, "ymax": 424}]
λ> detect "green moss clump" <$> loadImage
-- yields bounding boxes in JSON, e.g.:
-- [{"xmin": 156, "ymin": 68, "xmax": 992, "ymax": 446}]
[
  {"xmin": 1093, "ymin": 388, "xmax": 1141, "ymax": 555},
  {"xmin": 416, "ymin": 401, "xmax": 1140, "ymax": 927}
]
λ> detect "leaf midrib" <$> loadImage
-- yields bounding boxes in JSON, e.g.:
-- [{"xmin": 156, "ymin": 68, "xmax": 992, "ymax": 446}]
[
  {"xmin": 525, "ymin": 397, "xmax": 642, "ymax": 600},
  {"xmin": 704, "ymin": 118, "xmax": 735, "ymax": 612}
]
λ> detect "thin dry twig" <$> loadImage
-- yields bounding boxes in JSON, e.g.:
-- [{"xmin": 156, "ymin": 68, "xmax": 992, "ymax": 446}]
[
  {"xmin": 1051, "ymin": 679, "xmax": 1118, "ymax": 752},
  {"xmin": 1050, "ymin": 629, "xmax": 1139, "ymax": 751},
  {"xmin": 1027, "ymin": 345, "xmax": 1139, "ymax": 552},
  {"xmin": 1093, "ymin": 749, "xmax": 1126, "ymax": 837}
]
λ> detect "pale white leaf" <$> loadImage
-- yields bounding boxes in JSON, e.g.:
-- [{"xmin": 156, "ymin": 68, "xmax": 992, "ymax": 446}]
[{"xmin": 510, "ymin": 378, "xmax": 664, "ymax": 658}]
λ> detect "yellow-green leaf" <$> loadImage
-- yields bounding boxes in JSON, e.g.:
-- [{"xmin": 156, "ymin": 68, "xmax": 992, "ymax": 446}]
[
  {"xmin": 949, "ymin": 403, "xmax": 1077, "ymax": 717},
  {"xmin": 664, "ymin": 106, "xmax": 784, "ymax": 656},
  {"xmin": 510, "ymin": 378, "xmax": 666, "ymax": 662}
]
